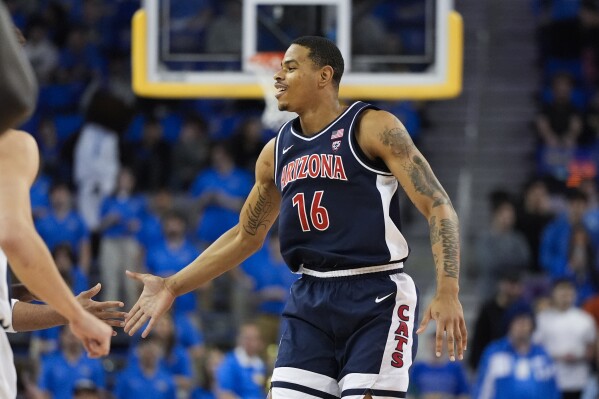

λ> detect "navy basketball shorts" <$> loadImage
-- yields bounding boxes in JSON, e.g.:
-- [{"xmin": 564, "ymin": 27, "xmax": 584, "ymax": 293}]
[{"xmin": 271, "ymin": 267, "xmax": 419, "ymax": 399}]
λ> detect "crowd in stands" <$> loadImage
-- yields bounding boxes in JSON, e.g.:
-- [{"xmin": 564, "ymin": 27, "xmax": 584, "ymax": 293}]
[{"xmin": 6, "ymin": 0, "xmax": 599, "ymax": 398}]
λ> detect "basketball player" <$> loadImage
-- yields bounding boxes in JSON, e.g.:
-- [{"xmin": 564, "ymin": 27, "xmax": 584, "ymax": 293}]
[
  {"xmin": 0, "ymin": 2, "xmax": 37, "ymax": 133},
  {"xmin": 0, "ymin": 129, "xmax": 113, "ymax": 398},
  {"xmin": 10, "ymin": 282, "xmax": 125, "ymax": 334},
  {"xmin": 125, "ymin": 36, "xmax": 467, "ymax": 399}
]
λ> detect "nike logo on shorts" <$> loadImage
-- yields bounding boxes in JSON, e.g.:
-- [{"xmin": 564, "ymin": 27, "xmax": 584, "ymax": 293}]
[
  {"xmin": 282, "ymin": 145, "xmax": 294, "ymax": 154},
  {"xmin": 375, "ymin": 293, "xmax": 394, "ymax": 303}
]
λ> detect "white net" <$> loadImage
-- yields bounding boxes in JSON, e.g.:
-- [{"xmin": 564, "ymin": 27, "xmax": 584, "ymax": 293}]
[{"xmin": 247, "ymin": 52, "xmax": 296, "ymax": 132}]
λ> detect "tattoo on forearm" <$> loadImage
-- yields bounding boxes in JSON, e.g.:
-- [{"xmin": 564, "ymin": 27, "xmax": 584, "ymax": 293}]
[
  {"xmin": 379, "ymin": 126, "xmax": 451, "ymax": 208},
  {"xmin": 439, "ymin": 218, "xmax": 459, "ymax": 278},
  {"xmin": 407, "ymin": 156, "xmax": 452, "ymax": 207},
  {"xmin": 429, "ymin": 216, "xmax": 440, "ymax": 245},
  {"xmin": 243, "ymin": 187, "xmax": 273, "ymax": 236}
]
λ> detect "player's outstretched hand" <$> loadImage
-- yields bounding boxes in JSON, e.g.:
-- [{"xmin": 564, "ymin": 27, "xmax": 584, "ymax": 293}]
[
  {"xmin": 69, "ymin": 310, "xmax": 112, "ymax": 358},
  {"xmin": 76, "ymin": 283, "xmax": 126, "ymax": 336},
  {"xmin": 124, "ymin": 270, "xmax": 175, "ymax": 338},
  {"xmin": 416, "ymin": 294, "xmax": 467, "ymax": 362}
]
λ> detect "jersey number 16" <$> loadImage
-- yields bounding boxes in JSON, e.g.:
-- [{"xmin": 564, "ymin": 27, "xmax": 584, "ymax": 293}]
[{"xmin": 292, "ymin": 191, "xmax": 330, "ymax": 232}]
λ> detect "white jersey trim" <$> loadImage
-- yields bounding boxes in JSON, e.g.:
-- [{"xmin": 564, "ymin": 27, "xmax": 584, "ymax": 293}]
[
  {"xmin": 290, "ymin": 102, "xmax": 362, "ymax": 141},
  {"xmin": 347, "ymin": 107, "xmax": 394, "ymax": 176},
  {"xmin": 375, "ymin": 175, "xmax": 409, "ymax": 261},
  {"xmin": 298, "ymin": 262, "xmax": 403, "ymax": 278}
]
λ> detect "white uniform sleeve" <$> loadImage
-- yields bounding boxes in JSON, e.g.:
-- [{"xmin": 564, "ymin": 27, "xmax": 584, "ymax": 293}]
[{"xmin": 4, "ymin": 299, "xmax": 19, "ymax": 333}]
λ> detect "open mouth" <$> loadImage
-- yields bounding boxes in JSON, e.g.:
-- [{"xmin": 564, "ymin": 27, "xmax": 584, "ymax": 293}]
[{"xmin": 274, "ymin": 84, "xmax": 287, "ymax": 99}]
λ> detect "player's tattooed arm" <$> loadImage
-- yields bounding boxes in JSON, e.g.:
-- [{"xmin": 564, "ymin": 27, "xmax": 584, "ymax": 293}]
[
  {"xmin": 438, "ymin": 218, "xmax": 459, "ymax": 278},
  {"xmin": 378, "ymin": 125, "xmax": 451, "ymax": 208},
  {"xmin": 243, "ymin": 186, "xmax": 274, "ymax": 236}
]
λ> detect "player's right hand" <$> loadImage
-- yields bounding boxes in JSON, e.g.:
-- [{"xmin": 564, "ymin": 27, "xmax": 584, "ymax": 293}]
[
  {"xmin": 69, "ymin": 310, "xmax": 112, "ymax": 358},
  {"xmin": 124, "ymin": 270, "xmax": 176, "ymax": 338}
]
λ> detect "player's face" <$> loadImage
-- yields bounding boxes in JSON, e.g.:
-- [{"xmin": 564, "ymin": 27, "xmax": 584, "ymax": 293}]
[{"xmin": 274, "ymin": 44, "xmax": 320, "ymax": 112}]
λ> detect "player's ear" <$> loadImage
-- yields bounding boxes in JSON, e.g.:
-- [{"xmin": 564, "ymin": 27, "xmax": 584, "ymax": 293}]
[{"xmin": 318, "ymin": 65, "xmax": 334, "ymax": 88}]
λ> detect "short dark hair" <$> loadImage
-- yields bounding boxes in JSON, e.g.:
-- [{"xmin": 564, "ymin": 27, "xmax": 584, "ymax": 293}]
[{"xmin": 291, "ymin": 36, "xmax": 344, "ymax": 88}]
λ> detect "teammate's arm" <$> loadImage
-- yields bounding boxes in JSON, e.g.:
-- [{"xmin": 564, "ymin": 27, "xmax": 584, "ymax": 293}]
[
  {"xmin": 124, "ymin": 139, "xmax": 281, "ymax": 337},
  {"xmin": 0, "ymin": 3, "xmax": 37, "ymax": 133},
  {"xmin": 12, "ymin": 283, "xmax": 125, "ymax": 333},
  {"xmin": 0, "ymin": 130, "xmax": 112, "ymax": 357},
  {"xmin": 357, "ymin": 110, "xmax": 467, "ymax": 361}
]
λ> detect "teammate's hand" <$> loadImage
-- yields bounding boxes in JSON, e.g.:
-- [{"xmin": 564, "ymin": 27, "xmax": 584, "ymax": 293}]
[
  {"xmin": 69, "ymin": 310, "xmax": 112, "ymax": 358},
  {"xmin": 416, "ymin": 294, "xmax": 467, "ymax": 362},
  {"xmin": 75, "ymin": 283, "xmax": 126, "ymax": 336},
  {"xmin": 124, "ymin": 270, "xmax": 175, "ymax": 338}
]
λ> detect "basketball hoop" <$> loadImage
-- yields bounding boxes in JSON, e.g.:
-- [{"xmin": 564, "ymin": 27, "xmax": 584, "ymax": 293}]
[{"xmin": 247, "ymin": 52, "xmax": 296, "ymax": 132}]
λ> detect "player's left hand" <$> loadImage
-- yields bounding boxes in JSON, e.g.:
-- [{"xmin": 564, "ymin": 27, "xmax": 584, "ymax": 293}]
[
  {"xmin": 75, "ymin": 283, "xmax": 126, "ymax": 336},
  {"xmin": 416, "ymin": 294, "xmax": 467, "ymax": 361}
]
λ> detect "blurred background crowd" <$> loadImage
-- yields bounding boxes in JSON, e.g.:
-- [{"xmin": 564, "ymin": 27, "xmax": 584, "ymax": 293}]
[{"xmin": 5, "ymin": 0, "xmax": 599, "ymax": 398}]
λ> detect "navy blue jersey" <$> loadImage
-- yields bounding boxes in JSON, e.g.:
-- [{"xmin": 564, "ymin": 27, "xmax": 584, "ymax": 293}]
[{"xmin": 274, "ymin": 101, "xmax": 409, "ymax": 272}]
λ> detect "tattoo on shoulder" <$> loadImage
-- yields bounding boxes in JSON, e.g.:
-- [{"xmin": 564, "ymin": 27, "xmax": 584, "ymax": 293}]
[
  {"xmin": 439, "ymin": 218, "xmax": 459, "ymax": 279},
  {"xmin": 243, "ymin": 187, "xmax": 273, "ymax": 236},
  {"xmin": 378, "ymin": 126, "xmax": 413, "ymax": 158}
]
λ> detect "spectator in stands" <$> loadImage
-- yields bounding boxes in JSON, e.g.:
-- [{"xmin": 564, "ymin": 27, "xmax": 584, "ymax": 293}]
[
  {"xmin": 469, "ymin": 271, "xmax": 525, "ymax": 371},
  {"xmin": 146, "ymin": 210, "xmax": 201, "ymax": 318},
  {"xmin": 216, "ymin": 322, "xmax": 266, "ymax": 399},
  {"xmin": 534, "ymin": 279, "xmax": 596, "ymax": 399},
  {"xmin": 515, "ymin": 178, "xmax": 555, "ymax": 273},
  {"xmin": 30, "ymin": 169, "xmax": 51, "ymax": 219},
  {"xmin": 172, "ymin": 310, "xmax": 206, "ymax": 372},
  {"xmin": 537, "ymin": 74, "xmax": 582, "ymax": 147},
  {"xmin": 192, "ymin": 347, "xmax": 223, "ymax": 399},
  {"xmin": 35, "ymin": 182, "xmax": 91, "ymax": 273},
  {"xmin": 534, "ymin": 0, "xmax": 583, "ymax": 60},
  {"xmin": 191, "ymin": 142, "xmax": 253, "ymax": 246},
  {"xmin": 38, "ymin": 327, "xmax": 106, "ymax": 399},
  {"xmin": 240, "ymin": 232, "xmax": 299, "ymax": 348},
  {"xmin": 137, "ymin": 188, "xmax": 174, "ymax": 250},
  {"xmin": 473, "ymin": 303, "xmax": 559, "ymax": 399},
  {"xmin": 580, "ymin": 93, "xmax": 599, "ymax": 147},
  {"xmin": 128, "ymin": 117, "xmax": 172, "ymax": 192},
  {"xmin": 54, "ymin": 243, "xmax": 89, "ymax": 295},
  {"xmin": 36, "ymin": 117, "xmax": 61, "ymax": 179},
  {"xmin": 171, "ymin": 115, "xmax": 211, "ymax": 191},
  {"xmin": 540, "ymin": 189, "xmax": 597, "ymax": 284},
  {"xmin": 474, "ymin": 190, "xmax": 531, "ymax": 298},
  {"xmin": 568, "ymin": 223, "xmax": 599, "ymax": 303},
  {"xmin": 74, "ymin": 90, "xmax": 132, "ymax": 232},
  {"xmin": 98, "ymin": 167, "xmax": 144, "ymax": 305},
  {"xmin": 580, "ymin": 180, "xmax": 599, "ymax": 245},
  {"xmin": 229, "ymin": 117, "xmax": 265, "ymax": 171},
  {"xmin": 153, "ymin": 312, "xmax": 194, "ymax": 395},
  {"xmin": 411, "ymin": 333, "xmax": 470, "ymax": 399},
  {"xmin": 73, "ymin": 379, "xmax": 101, "ymax": 399},
  {"xmin": 114, "ymin": 334, "xmax": 177, "ymax": 399},
  {"xmin": 55, "ymin": 26, "xmax": 105, "ymax": 83},
  {"xmin": 24, "ymin": 16, "xmax": 58, "ymax": 84}
]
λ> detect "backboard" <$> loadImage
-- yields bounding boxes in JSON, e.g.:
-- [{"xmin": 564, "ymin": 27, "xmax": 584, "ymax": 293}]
[{"xmin": 132, "ymin": 0, "xmax": 463, "ymax": 100}]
